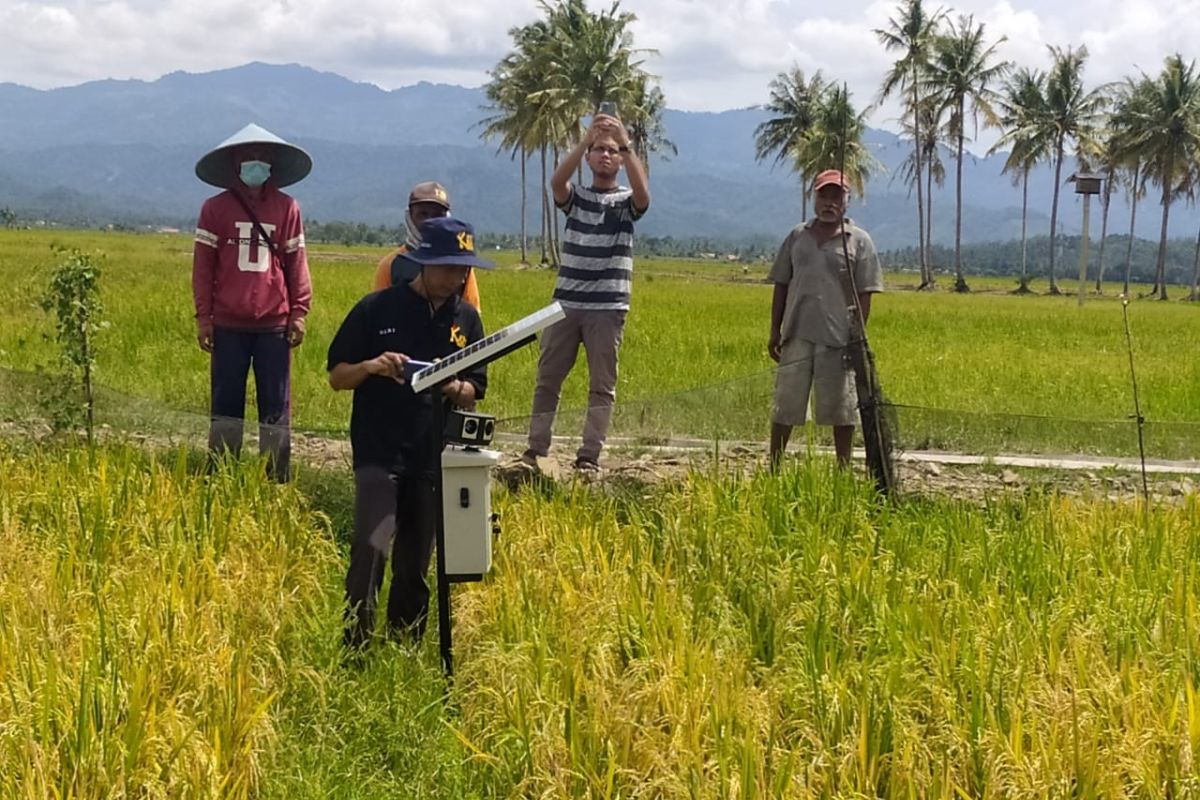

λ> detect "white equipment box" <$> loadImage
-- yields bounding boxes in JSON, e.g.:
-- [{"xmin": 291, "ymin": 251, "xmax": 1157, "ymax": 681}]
[{"xmin": 441, "ymin": 446, "xmax": 502, "ymax": 580}]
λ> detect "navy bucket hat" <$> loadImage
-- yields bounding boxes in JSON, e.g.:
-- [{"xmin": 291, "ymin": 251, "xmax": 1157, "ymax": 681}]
[{"xmin": 402, "ymin": 217, "xmax": 495, "ymax": 270}]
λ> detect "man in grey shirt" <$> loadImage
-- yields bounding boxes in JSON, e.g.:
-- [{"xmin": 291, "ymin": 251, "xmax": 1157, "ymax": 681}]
[{"xmin": 768, "ymin": 169, "xmax": 884, "ymax": 469}]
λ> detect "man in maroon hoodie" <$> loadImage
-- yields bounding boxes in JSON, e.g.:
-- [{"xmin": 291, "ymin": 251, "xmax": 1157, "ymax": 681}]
[{"xmin": 192, "ymin": 123, "xmax": 313, "ymax": 482}]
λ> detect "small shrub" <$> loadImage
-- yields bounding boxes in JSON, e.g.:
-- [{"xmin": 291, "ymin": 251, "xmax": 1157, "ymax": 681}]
[{"xmin": 40, "ymin": 247, "xmax": 107, "ymax": 441}]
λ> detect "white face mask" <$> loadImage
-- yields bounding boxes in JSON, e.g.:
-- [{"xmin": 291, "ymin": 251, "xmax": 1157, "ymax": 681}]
[{"xmin": 239, "ymin": 160, "xmax": 271, "ymax": 188}]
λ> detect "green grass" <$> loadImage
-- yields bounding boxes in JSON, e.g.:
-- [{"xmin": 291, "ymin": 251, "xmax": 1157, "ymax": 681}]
[
  {"xmin": 2, "ymin": 229, "xmax": 1200, "ymax": 457},
  {"xmin": 8, "ymin": 442, "xmax": 1200, "ymax": 795}
]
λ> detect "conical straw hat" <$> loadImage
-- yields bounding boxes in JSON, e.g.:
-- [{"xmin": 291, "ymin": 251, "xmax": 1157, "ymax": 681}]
[{"xmin": 195, "ymin": 123, "xmax": 312, "ymax": 189}]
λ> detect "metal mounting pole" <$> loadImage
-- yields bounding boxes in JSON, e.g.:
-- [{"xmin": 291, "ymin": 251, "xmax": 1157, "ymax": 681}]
[{"xmin": 430, "ymin": 388, "xmax": 453, "ymax": 679}]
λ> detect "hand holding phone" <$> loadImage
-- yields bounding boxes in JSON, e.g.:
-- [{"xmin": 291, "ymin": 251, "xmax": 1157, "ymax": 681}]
[
  {"xmin": 403, "ymin": 359, "xmax": 434, "ymax": 384},
  {"xmin": 598, "ymin": 100, "xmax": 617, "ymax": 117}
]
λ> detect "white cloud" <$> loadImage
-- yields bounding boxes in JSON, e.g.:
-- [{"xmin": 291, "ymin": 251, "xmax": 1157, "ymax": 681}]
[{"xmin": 0, "ymin": 0, "xmax": 1195, "ymax": 130}]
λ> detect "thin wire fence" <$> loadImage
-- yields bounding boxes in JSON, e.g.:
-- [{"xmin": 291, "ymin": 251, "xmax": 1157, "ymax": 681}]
[{"xmin": 3, "ymin": 359, "xmax": 1198, "ymax": 469}]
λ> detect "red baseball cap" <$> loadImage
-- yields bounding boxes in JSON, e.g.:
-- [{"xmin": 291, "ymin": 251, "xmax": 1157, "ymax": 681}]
[{"xmin": 813, "ymin": 169, "xmax": 850, "ymax": 191}]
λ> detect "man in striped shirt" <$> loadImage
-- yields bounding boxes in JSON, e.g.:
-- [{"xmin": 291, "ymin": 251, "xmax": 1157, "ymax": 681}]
[{"xmin": 524, "ymin": 112, "xmax": 651, "ymax": 473}]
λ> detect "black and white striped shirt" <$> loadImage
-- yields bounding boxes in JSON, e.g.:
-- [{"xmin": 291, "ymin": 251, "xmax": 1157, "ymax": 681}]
[{"xmin": 554, "ymin": 185, "xmax": 644, "ymax": 311}]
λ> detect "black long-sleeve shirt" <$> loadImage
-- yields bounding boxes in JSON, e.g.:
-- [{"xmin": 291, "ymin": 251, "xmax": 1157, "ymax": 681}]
[{"xmin": 327, "ymin": 284, "xmax": 486, "ymax": 477}]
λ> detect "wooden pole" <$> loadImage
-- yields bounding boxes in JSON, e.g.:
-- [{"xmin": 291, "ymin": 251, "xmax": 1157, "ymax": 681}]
[{"xmin": 1078, "ymin": 194, "xmax": 1092, "ymax": 306}]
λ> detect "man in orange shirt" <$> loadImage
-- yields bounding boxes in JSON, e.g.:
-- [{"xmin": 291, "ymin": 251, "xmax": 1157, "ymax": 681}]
[{"xmin": 372, "ymin": 181, "xmax": 481, "ymax": 310}]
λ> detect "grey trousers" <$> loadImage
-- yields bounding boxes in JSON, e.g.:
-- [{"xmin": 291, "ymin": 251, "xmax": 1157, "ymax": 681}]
[
  {"xmin": 527, "ymin": 307, "xmax": 626, "ymax": 464},
  {"xmin": 343, "ymin": 465, "xmax": 437, "ymax": 648}
]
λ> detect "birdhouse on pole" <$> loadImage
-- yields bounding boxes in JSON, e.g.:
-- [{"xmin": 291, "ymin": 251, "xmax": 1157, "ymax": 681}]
[
  {"xmin": 1072, "ymin": 173, "xmax": 1103, "ymax": 195},
  {"xmin": 1070, "ymin": 173, "xmax": 1102, "ymax": 304}
]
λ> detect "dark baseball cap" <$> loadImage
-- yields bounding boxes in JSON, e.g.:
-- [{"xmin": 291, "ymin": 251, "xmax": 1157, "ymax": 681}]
[
  {"xmin": 401, "ymin": 217, "xmax": 495, "ymax": 269},
  {"xmin": 408, "ymin": 181, "xmax": 451, "ymax": 209}
]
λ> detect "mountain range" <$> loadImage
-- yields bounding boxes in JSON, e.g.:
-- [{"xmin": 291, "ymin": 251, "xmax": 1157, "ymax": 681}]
[{"xmin": 0, "ymin": 61, "xmax": 1195, "ymax": 251}]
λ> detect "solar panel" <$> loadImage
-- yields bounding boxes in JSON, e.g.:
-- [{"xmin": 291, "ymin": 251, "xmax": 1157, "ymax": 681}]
[{"xmin": 411, "ymin": 302, "xmax": 566, "ymax": 393}]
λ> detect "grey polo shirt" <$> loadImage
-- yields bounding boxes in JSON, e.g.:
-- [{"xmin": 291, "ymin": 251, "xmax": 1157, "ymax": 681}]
[{"xmin": 769, "ymin": 217, "xmax": 884, "ymax": 347}]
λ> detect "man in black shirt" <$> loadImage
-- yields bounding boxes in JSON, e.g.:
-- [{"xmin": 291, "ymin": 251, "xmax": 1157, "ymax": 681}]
[{"xmin": 327, "ymin": 217, "xmax": 492, "ymax": 648}]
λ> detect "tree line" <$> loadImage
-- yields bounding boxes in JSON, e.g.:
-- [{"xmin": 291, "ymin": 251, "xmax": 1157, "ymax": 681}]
[
  {"xmin": 753, "ymin": 0, "xmax": 1200, "ymax": 299},
  {"xmin": 479, "ymin": 0, "xmax": 1200, "ymax": 300},
  {"xmin": 478, "ymin": 0, "xmax": 673, "ymax": 267},
  {"xmin": 10, "ymin": 0, "xmax": 1200, "ymax": 297},
  {"xmin": 305, "ymin": 219, "xmax": 781, "ymax": 260},
  {"xmin": 882, "ymin": 234, "xmax": 1200, "ymax": 286}
]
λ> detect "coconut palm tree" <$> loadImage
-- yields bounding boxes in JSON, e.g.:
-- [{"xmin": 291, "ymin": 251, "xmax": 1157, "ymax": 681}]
[
  {"xmin": 1106, "ymin": 77, "xmax": 1152, "ymax": 295},
  {"xmin": 1041, "ymin": 45, "xmax": 1109, "ymax": 295},
  {"xmin": 481, "ymin": 20, "xmax": 562, "ymax": 265},
  {"xmin": 892, "ymin": 98, "xmax": 947, "ymax": 272},
  {"xmin": 1122, "ymin": 55, "xmax": 1200, "ymax": 300},
  {"xmin": 1120, "ymin": 162, "xmax": 1146, "ymax": 295},
  {"xmin": 1091, "ymin": 132, "xmax": 1121, "ymax": 293},
  {"xmin": 875, "ymin": 0, "xmax": 946, "ymax": 289},
  {"xmin": 537, "ymin": 0, "xmax": 644, "ymax": 121},
  {"xmin": 918, "ymin": 100, "xmax": 948, "ymax": 276},
  {"xmin": 925, "ymin": 14, "xmax": 1009, "ymax": 292},
  {"xmin": 754, "ymin": 67, "xmax": 829, "ymax": 219},
  {"xmin": 990, "ymin": 67, "xmax": 1051, "ymax": 293},
  {"xmin": 535, "ymin": 0, "xmax": 659, "ymax": 262},
  {"xmin": 625, "ymin": 73, "xmax": 676, "ymax": 169},
  {"xmin": 483, "ymin": 1, "xmax": 664, "ymax": 268},
  {"xmin": 801, "ymin": 84, "xmax": 881, "ymax": 195},
  {"xmin": 480, "ymin": 51, "xmax": 539, "ymax": 265},
  {"xmin": 892, "ymin": 100, "xmax": 948, "ymax": 284}
]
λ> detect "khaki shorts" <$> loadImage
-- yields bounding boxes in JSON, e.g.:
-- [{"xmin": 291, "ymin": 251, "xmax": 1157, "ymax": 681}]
[{"xmin": 772, "ymin": 338, "xmax": 858, "ymax": 427}]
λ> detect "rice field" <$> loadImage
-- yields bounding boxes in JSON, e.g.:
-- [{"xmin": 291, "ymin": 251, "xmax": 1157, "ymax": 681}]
[
  {"xmin": 6, "ymin": 441, "xmax": 1200, "ymax": 796},
  {"xmin": 6, "ymin": 228, "xmax": 1200, "ymax": 795},
  {"xmin": 2, "ymin": 229, "xmax": 1200, "ymax": 458}
]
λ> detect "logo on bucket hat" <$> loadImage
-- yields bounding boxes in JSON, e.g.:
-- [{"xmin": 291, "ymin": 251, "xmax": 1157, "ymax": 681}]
[{"xmin": 402, "ymin": 217, "xmax": 495, "ymax": 270}]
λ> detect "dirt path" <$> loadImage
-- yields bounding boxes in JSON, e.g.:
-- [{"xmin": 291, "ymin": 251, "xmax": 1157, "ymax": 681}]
[
  {"xmin": 458, "ymin": 434, "xmax": 1196, "ymax": 505},
  {"xmin": 8, "ymin": 420, "xmax": 1194, "ymax": 505}
]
